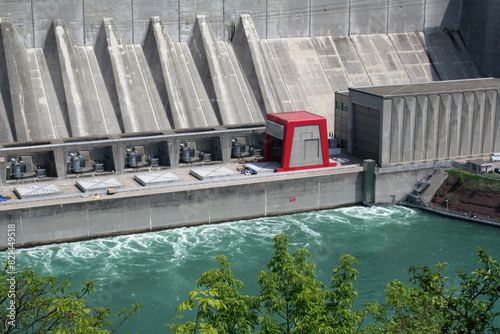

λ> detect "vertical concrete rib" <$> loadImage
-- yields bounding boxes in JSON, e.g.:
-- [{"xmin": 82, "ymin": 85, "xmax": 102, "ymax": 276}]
[
  {"xmin": 390, "ymin": 98, "xmax": 403, "ymax": 163},
  {"xmin": 232, "ymin": 14, "xmax": 286, "ymax": 116},
  {"xmin": 402, "ymin": 97, "xmax": 415, "ymax": 162},
  {"xmin": 461, "ymin": 92, "xmax": 474, "ymax": 156},
  {"xmin": 26, "ymin": 49, "xmax": 56, "ymax": 140},
  {"xmin": 84, "ymin": 46, "xmax": 121, "ymax": 135},
  {"xmin": 426, "ymin": 95, "xmax": 439, "ymax": 160},
  {"xmin": 225, "ymin": 40, "xmax": 263, "ymax": 123},
  {"xmin": 259, "ymin": 39, "xmax": 295, "ymax": 112},
  {"xmin": 132, "ymin": 44, "xmax": 171, "ymax": 131},
  {"xmin": 414, "ymin": 95, "xmax": 428, "ymax": 161},
  {"xmin": 189, "ymin": 15, "xmax": 259, "ymax": 125},
  {"xmin": 218, "ymin": 40, "xmax": 263, "ymax": 123},
  {"xmin": 0, "ymin": 20, "xmax": 14, "ymax": 143},
  {"xmin": 44, "ymin": 20, "xmax": 86, "ymax": 137},
  {"xmin": 75, "ymin": 45, "xmax": 113, "ymax": 135},
  {"xmin": 178, "ymin": 43, "xmax": 219, "ymax": 126},
  {"xmin": 143, "ymin": 17, "xmax": 214, "ymax": 129},
  {"xmin": 126, "ymin": 44, "xmax": 161, "ymax": 131},
  {"xmin": 1, "ymin": 19, "xmax": 40, "ymax": 142},
  {"xmin": 436, "ymin": 94, "xmax": 450, "ymax": 159},
  {"xmin": 33, "ymin": 48, "xmax": 69, "ymax": 138},
  {"xmin": 483, "ymin": 90, "xmax": 497, "ymax": 153},
  {"xmin": 44, "ymin": 19, "xmax": 113, "ymax": 138},
  {"xmin": 471, "ymin": 91, "xmax": 485, "ymax": 155},
  {"xmin": 94, "ymin": 18, "xmax": 150, "ymax": 133},
  {"xmin": 494, "ymin": 90, "xmax": 500, "ymax": 153},
  {"xmin": 449, "ymin": 93, "xmax": 462, "ymax": 158},
  {"xmin": 0, "ymin": 92, "xmax": 13, "ymax": 143}
]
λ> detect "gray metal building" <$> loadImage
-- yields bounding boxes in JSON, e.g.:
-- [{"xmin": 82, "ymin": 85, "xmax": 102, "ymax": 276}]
[{"xmin": 347, "ymin": 78, "xmax": 500, "ymax": 166}]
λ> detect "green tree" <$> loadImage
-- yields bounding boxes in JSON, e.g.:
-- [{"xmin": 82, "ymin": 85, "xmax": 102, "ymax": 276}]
[
  {"xmin": 0, "ymin": 266, "xmax": 141, "ymax": 334},
  {"xmin": 257, "ymin": 234, "xmax": 329, "ymax": 334},
  {"xmin": 170, "ymin": 234, "xmax": 500, "ymax": 334},
  {"xmin": 363, "ymin": 247, "xmax": 500, "ymax": 333},
  {"xmin": 169, "ymin": 255, "xmax": 259, "ymax": 334},
  {"xmin": 408, "ymin": 247, "xmax": 500, "ymax": 333},
  {"xmin": 324, "ymin": 254, "xmax": 365, "ymax": 333},
  {"xmin": 363, "ymin": 279, "xmax": 442, "ymax": 333}
]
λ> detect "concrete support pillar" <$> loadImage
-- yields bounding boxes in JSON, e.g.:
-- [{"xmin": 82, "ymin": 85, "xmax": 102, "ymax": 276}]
[
  {"xmin": 414, "ymin": 95, "xmax": 428, "ymax": 161},
  {"xmin": 461, "ymin": 92, "xmax": 474, "ymax": 156},
  {"xmin": 363, "ymin": 159, "xmax": 376, "ymax": 204},
  {"xmin": 0, "ymin": 156, "xmax": 6, "ymax": 186},
  {"xmin": 402, "ymin": 97, "xmax": 416, "ymax": 162},
  {"xmin": 379, "ymin": 100, "xmax": 392, "ymax": 165},
  {"xmin": 219, "ymin": 133, "xmax": 232, "ymax": 162},
  {"xmin": 436, "ymin": 94, "xmax": 450, "ymax": 159},
  {"xmin": 494, "ymin": 90, "xmax": 500, "ymax": 152},
  {"xmin": 169, "ymin": 138, "xmax": 181, "ymax": 168},
  {"xmin": 449, "ymin": 93, "xmax": 463, "ymax": 158},
  {"xmin": 471, "ymin": 91, "xmax": 485, "ymax": 155},
  {"xmin": 426, "ymin": 95, "xmax": 439, "ymax": 160},
  {"xmin": 53, "ymin": 147, "xmax": 65, "ymax": 178},
  {"xmin": 390, "ymin": 98, "xmax": 403, "ymax": 163},
  {"xmin": 483, "ymin": 90, "xmax": 497, "ymax": 153},
  {"xmin": 112, "ymin": 143, "xmax": 125, "ymax": 174}
]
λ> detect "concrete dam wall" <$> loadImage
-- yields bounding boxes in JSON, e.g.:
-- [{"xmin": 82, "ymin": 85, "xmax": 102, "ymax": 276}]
[{"xmin": 0, "ymin": 0, "xmax": 485, "ymax": 144}]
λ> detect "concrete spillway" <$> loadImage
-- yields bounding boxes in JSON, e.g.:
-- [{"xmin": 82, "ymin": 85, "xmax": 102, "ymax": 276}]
[{"xmin": 0, "ymin": 14, "xmax": 480, "ymax": 143}]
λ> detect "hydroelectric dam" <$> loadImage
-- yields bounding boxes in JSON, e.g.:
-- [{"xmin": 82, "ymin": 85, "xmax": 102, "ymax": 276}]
[{"xmin": 0, "ymin": 0, "xmax": 499, "ymax": 248}]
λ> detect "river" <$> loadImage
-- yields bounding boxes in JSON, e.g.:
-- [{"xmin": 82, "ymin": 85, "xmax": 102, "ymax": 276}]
[{"xmin": 10, "ymin": 205, "xmax": 500, "ymax": 332}]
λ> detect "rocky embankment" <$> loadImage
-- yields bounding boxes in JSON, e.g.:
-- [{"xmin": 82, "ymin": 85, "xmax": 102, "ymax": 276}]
[{"xmin": 431, "ymin": 171, "xmax": 500, "ymax": 221}]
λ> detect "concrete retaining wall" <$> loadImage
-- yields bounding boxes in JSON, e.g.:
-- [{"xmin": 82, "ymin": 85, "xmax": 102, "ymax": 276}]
[
  {"xmin": 0, "ymin": 170, "xmax": 364, "ymax": 249},
  {"xmin": 1, "ymin": 0, "xmax": 464, "ymax": 47},
  {"xmin": 375, "ymin": 168, "xmax": 432, "ymax": 204}
]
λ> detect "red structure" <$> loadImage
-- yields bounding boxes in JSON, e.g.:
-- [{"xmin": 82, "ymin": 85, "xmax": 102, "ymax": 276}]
[{"xmin": 262, "ymin": 111, "xmax": 337, "ymax": 172}]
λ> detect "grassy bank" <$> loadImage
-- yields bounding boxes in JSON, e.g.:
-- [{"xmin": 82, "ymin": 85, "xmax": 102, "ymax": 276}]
[{"xmin": 432, "ymin": 169, "xmax": 500, "ymax": 221}]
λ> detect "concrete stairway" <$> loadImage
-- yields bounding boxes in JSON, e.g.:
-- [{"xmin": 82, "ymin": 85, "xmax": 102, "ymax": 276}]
[{"xmin": 0, "ymin": 15, "xmax": 481, "ymax": 143}]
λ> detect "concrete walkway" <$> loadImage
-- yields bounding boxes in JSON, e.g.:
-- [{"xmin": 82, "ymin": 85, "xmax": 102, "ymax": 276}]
[{"xmin": 421, "ymin": 169, "xmax": 448, "ymax": 204}]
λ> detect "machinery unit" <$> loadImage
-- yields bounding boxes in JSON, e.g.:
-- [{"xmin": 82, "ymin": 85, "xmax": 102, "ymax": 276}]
[
  {"xmin": 93, "ymin": 161, "xmax": 104, "ymax": 174},
  {"xmin": 36, "ymin": 167, "xmax": 46, "ymax": 179},
  {"xmin": 68, "ymin": 153, "xmax": 85, "ymax": 173},
  {"xmin": 126, "ymin": 148, "xmax": 142, "ymax": 168},
  {"xmin": 148, "ymin": 156, "xmax": 159, "ymax": 168},
  {"xmin": 199, "ymin": 151, "xmax": 212, "ymax": 163},
  {"xmin": 9, "ymin": 158, "xmax": 26, "ymax": 179},
  {"xmin": 231, "ymin": 139, "xmax": 246, "ymax": 158},
  {"xmin": 262, "ymin": 111, "xmax": 337, "ymax": 172},
  {"xmin": 180, "ymin": 143, "xmax": 195, "ymax": 163}
]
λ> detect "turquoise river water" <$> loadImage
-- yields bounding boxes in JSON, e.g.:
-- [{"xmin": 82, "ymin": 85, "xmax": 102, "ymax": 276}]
[{"xmin": 7, "ymin": 205, "xmax": 500, "ymax": 332}]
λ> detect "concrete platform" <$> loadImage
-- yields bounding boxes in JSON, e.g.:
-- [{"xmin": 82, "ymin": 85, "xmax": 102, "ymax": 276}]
[
  {"xmin": 76, "ymin": 178, "xmax": 125, "ymax": 194},
  {"xmin": 243, "ymin": 161, "xmax": 280, "ymax": 175},
  {"xmin": 134, "ymin": 171, "xmax": 182, "ymax": 187},
  {"xmin": 189, "ymin": 166, "xmax": 237, "ymax": 180},
  {"xmin": 14, "ymin": 183, "xmax": 63, "ymax": 199}
]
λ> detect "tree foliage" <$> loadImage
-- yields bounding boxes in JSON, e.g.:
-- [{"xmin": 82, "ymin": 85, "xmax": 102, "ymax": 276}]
[
  {"xmin": 170, "ymin": 234, "xmax": 500, "ymax": 334},
  {"xmin": 257, "ymin": 234, "xmax": 328, "ymax": 334},
  {"xmin": 0, "ymin": 266, "xmax": 141, "ymax": 334},
  {"xmin": 168, "ymin": 255, "xmax": 259, "ymax": 334}
]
